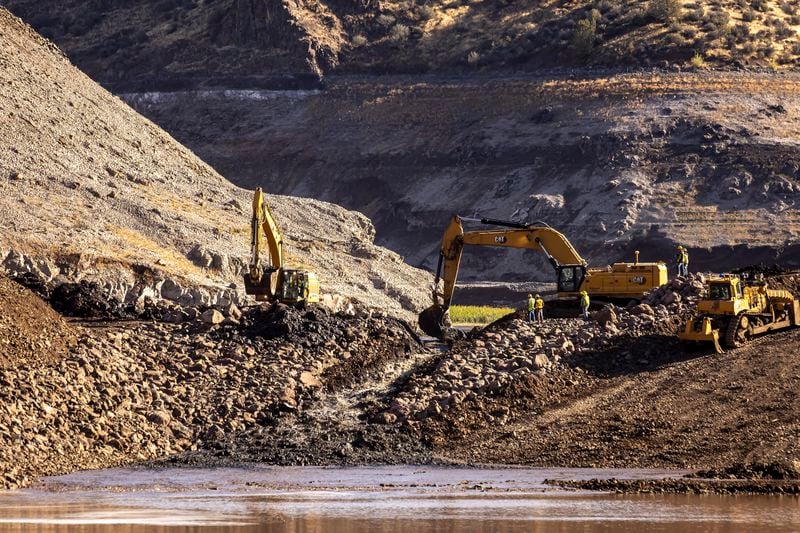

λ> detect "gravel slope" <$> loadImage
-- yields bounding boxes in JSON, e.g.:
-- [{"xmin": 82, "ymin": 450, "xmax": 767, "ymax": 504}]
[{"xmin": 0, "ymin": 8, "xmax": 430, "ymax": 317}]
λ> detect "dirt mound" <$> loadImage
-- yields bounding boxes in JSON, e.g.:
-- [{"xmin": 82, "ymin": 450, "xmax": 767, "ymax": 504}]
[
  {"xmin": 0, "ymin": 298, "xmax": 422, "ymax": 488},
  {"xmin": 0, "ymin": 277, "xmax": 76, "ymax": 368},
  {"xmin": 695, "ymin": 461, "xmax": 800, "ymax": 480}
]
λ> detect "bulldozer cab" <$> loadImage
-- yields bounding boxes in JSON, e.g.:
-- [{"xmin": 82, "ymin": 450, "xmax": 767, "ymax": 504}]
[{"xmin": 708, "ymin": 279, "xmax": 743, "ymax": 301}]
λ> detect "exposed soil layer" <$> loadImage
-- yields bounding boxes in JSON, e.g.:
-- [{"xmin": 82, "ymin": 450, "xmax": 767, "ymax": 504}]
[
  {"xmin": 0, "ymin": 276, "xmax": 76, "ymax": 368},
  {"xmin": 121, "ymin": 72, "xmax": 800, "ymax": 282}
]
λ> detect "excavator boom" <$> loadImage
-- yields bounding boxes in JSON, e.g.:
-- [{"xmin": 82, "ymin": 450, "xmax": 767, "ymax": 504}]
[{"xmin": 435, "ymin": 216, "xmax": 587, "ymax": 310}]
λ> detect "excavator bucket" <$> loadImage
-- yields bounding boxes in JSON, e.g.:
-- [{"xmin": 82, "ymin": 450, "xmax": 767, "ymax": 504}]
[
  {"xmin": 419, "ymin": 304, "xmax": 447, "ymax": 338},
  {"xmin": 243, "ymin": 268, "xmax": 277, "ymax": 300}
]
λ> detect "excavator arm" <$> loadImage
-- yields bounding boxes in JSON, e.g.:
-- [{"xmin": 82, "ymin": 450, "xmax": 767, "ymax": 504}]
[
  {"xmin": 434, "ymin": 216, "xmax": 587, "ymax": 308},
  {"xmin": 420, "ymin": 215, "xmax": 588, "ymax": 337},
  {"xmin": 245, "ymin": 187, "xmax": 284, "ymax": 298}
]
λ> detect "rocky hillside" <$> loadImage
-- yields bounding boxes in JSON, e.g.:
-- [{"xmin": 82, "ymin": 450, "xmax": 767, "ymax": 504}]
[
  {"xmin": 0, "ymin": 8, "xmax": 430, "ymax": 316},
  {"xmin": 125, "ymin": 72, "xmax": 800, "ymax": 280},
  {"xmin": 1, "ymin": 1, "xmax": 799, "ymax": 91}
]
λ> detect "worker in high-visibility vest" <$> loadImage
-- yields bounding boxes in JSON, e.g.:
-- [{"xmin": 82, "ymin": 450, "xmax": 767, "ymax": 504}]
[
  {"xmin": 680, "ymin": 247, "xmax": 689, "ymax": 276},
  {"xmin": 534, "ymin": 294, "xmax": 545, "ymax": 324},
  {"xmin": 580, "ymin": 290, "xmax": 590, "ymax": 320},
  {"xmin": 526, "ymin": 294, "xmax": 535, "ymax": 322}
]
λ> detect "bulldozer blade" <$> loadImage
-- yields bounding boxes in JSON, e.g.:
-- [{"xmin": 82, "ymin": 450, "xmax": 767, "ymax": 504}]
[{"xmin": 418, "ymin": 304, "xmax": 446, "ymax": 338}]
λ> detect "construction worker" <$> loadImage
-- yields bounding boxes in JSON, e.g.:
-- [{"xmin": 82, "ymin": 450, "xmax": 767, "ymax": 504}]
[
  {"xmin": 680, "ymin": 246, "xmax": 689, "ymax": 276},
  {"xmin": 534, "ymin": 294, "xmax": 545, "ymax": 324},
  {"xmin": 526, "ymin": 293, "xmax": 535, "ymax": 321},
  {"xmin": 580, "ymin": 290, "xmax": 590, "ymax": 320},
  {"xmin": 676, "ymin": 245, "xmax": 688, "ymax": 277}
]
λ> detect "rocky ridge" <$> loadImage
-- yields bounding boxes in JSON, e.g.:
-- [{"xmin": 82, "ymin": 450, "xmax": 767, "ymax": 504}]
[{"xmin": 2, "ymin": 0, "xmax": 799, "ymax": 92}]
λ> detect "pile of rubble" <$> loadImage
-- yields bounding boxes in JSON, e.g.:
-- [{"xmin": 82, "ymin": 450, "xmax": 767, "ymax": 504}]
[
  {"xmin": 384, "ymin": 276, "xmax": 706, "ymax": 425},
  {"xmin": 642, "ymin": 274, "xmax": 706, "ymax": 311},
  {"xmin": 0, "ymin": 276, "xmax": 76, "ymax": 368},
  {"xmin": 0, "ymin": 281, "xmax": 420, "ymax": 488}
]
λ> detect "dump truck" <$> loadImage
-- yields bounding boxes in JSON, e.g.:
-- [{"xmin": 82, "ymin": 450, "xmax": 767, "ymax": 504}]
[
  {"xmin": 678, "ymin": 274, "xmax": 800, "ymax": 352},
  {"xmin": 243, "ymin": 187, "xmax": 320, "ymax": 305},
  {"xmin": 419, "ymin": 215, "xmax": 668, "ymax": 338}
]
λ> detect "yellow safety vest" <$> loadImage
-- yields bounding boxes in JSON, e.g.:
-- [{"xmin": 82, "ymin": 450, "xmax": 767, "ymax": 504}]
[
  {"xmin": 580, "ymin": 294, "xmax": 590, "ymax": 308},
  {"xmin": 534, "ymin": 298, "xmax": 544, "ymax": 310},
  {"xmin": 527, "ymin": 297, "xmax": 535, "ymax": 311}
]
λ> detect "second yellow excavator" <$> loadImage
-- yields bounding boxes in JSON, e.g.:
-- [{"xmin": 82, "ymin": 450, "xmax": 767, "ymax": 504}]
[
  {"xmin": 243, "ymin": 187, "xmax": 320, "ymax": 305},
  {"xmin": 419, "ymin": 216, "xmax": 667, "ymax": 337}
]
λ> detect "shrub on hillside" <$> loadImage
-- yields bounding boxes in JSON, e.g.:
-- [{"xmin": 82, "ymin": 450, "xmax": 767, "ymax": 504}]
[
  {"xmin": 648, "ymin": 0, "xmax": 682, "ymax": 23},
  {"xmin": 571, "ymin": 17, "xmax": 597, "ymax": 58},
  {"xmin": 390, "ymin": 24, "xmax": 410, "ymax": 41}
]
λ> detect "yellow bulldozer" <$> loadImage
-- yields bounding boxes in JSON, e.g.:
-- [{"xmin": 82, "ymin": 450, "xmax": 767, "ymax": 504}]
[
  {"xmin": 418, "ymin": 216, "xmax": 668, "ymax": 338},
  {"xmin": 242, "ymin": 187, "xmax": 320, "ymax": 305},
  {"xmin": 678, "ymin": 274, "xmax": 800, "ymax": 352}
]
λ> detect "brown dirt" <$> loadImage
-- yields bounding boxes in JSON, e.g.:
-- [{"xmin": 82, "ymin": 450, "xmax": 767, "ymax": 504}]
[
  {"xmin": 431, "ymin": 327, "xmax": 800, "ymax": 470},
  {"xmin": 547, "ymin": 477, "xmax": 800, "ymax": 495},
  {"xmin": 0, "ymin": 276, "xmax": 76, "ymax": 368}
]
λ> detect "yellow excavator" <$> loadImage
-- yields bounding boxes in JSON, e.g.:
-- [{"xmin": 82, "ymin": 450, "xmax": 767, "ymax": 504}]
[
  {"xmin": 243, "ymin": 187, "xmax": 320, "ymax": 305},
  {"xmin": 678, "ymin": 274, "xmax": 800, "ymax": 353},
  {"xmin": 418, "ymin": 216, "xmax": 667, "ymax": 337}
]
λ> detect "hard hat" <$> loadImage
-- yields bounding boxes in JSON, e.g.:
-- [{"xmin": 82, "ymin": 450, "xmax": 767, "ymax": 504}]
[
  {"xmin": 535, "ymin": 294, "xmax": 540, "ymax": 298},
  {"xmin": 528, "ymin": 294, "xmax": 532, "ymax": 297},
  {"xmin": 581, "ymin": 290, "xmax": 588, "ymax": 294}
]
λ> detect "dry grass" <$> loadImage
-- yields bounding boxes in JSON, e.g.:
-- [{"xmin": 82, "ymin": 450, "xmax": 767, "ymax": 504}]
[{"xmin": 450, "ymin": 305, "xmax": 515, "ymax": 325}]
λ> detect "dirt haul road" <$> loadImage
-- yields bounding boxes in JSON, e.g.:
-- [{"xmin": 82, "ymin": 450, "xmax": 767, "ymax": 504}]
[{"xmin": 432, "ymin": 323, "xmax": 800, "ymax": 471}]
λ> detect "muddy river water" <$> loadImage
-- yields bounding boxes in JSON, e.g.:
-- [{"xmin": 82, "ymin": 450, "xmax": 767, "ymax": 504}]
[{"xmin": 0, "ymin": 466, "xmax": 797, "ymax": 532}]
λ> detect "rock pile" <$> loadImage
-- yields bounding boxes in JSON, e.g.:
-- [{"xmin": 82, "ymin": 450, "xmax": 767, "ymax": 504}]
[
  {"xmin": 642, "ymin": 273, "xmax": 706, "ymax": 311},
  {"xmin": 0, "ymin": 292, "xmax": 420, "ymax": 488},
  {"xmin": 384, "ymin": 278, "xmax": 702, "ymax": 425},
  {"xmin": 0, "ymin": 276, "xmax": 76, "ymax": 368}
]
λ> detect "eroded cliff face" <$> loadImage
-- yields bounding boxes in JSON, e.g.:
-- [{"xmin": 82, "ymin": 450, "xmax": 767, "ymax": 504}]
[{"xmin": 0, "ymin": 0, "xmax": 349, "ymax": 89}]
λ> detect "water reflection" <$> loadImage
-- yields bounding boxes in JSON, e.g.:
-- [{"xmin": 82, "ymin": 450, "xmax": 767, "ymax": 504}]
[{"xmin": 0, "ymin": 466, "xmax": 796, "ymax": 532}]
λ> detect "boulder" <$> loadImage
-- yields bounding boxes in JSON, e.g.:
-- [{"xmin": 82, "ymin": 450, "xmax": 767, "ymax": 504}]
[
  {"xmin": 593, "ymin": 306, "xmax": 618, "ymax": 326},
  {"xmin": 299, "ymin": 371, "xmax": 322, "ymax": 388},
  {"xmin": 630, "ymin": 303, "xmax": 655, "ymax": 316},
  {"xmin": 201, "ymin": 309, "xmax": 224, "ymax": 325}
]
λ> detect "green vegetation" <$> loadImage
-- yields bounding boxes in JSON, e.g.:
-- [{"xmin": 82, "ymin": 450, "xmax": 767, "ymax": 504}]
[{"xmin": 449, "ymin": 305, "xmax": 515, "ymax": 325}]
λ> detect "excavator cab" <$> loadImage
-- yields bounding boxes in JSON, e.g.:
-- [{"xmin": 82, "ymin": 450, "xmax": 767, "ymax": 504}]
[
  {"xmin": 557, "ymin": 265, "xmax": 587, "ymax": 293},
  {"xmin": 278, "ymin": 269, "xmax": 320, "ymax": 304}
]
